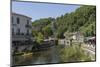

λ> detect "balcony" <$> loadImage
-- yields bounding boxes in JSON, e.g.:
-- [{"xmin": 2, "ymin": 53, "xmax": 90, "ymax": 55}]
[{"xmin": 12, "ymin": 34, "xmax": 32, "ymax": 41}]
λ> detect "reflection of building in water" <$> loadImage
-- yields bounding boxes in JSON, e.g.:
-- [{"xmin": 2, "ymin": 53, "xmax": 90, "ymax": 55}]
[{"xmin": 12, "ymin": 13, "xmax": 32, "ymax": 52}]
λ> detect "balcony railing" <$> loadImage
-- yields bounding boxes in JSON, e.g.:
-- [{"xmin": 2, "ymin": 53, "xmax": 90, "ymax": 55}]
[{"xmin": 12, "ymin": 34, "xmax": 32, "ymax": 40}]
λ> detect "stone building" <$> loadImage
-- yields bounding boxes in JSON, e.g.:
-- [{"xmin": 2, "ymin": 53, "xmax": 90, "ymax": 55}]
[{"xmin": 63, "ymin": 32, "xmax": 84, "ymax": 46}]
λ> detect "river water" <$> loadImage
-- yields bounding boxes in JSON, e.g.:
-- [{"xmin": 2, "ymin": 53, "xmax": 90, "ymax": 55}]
[
  {"xmin": 13, "ymin": 45, "xmax": 61, "ymax": 66},
  {"xmin": 13, "ymin": 43, "xmax": 94, "ymax": 66}
]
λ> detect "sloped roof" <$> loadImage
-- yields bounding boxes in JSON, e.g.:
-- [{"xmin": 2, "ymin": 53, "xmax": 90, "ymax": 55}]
[{"xmin": 12, "ymin": 12, "xmax": 32, "ymax": 19}]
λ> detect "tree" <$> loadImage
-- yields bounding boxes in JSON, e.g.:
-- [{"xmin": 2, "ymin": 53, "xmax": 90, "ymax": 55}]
[
  {"xmin": 32, "ymin": 30, "xmax": 38, "ymax": 37},
  {"xmin": 42, "ymin": 25, "xmax": 53, "ymax": 38},
  {"xmin": 32, "ymin": 6, "xmax": 96, "ymax": 38},
  {"xmin": 36, "ymin": 32, "xmax": 44, "ymax": 44}
]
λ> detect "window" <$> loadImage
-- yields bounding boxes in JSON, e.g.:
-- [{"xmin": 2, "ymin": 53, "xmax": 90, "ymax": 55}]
[
  {"xmin": 12, "ymin": 16, "xmax": 13, "ymax": 24},
  {"xmin": 25, "ymin": 20, "xmax": 30, "ymax": 28},
  {"xmin": 26, "ymin": 29, "xmax": 29, "ymax": 35},
  {"xmin": 17, "ymin": 28, "xmax": 20, "ymax": 35},
  {"xmin": 21, "ymin": 33, "xmax": 24, "ymax": 35},
  {"xmin": 12, "ymin": 28, "xmax": 14, "ymax": 35},
  {"xmin": 17, "ymin": 17, "xmax": 20, "ymax": 24},
  {"xmin": 27, "ymin": 20, "xmax": 29, "ymax": 25}
]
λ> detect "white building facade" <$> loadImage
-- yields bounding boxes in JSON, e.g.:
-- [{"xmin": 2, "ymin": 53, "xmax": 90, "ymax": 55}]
[{"xmin": 12, "ymin": 13, "xmax": 32, "ymax": 42}]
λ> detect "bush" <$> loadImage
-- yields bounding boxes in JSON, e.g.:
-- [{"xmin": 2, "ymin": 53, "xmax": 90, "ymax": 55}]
[
  {"xmin": 58, "ymin": 45, "xmax": 91, "ymax": 62},
  {"xmin": 36, "ymin": 32, "xmax": 44, "ymax": 44}
]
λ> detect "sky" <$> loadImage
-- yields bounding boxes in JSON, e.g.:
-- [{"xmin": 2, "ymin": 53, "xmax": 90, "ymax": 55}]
[{"xmin": 12, "ymin": 1, "xmax": 81, "ymax": 21}]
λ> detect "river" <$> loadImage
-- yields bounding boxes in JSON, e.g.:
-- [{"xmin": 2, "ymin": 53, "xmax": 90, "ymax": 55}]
[{"xmin": 13, "ymin": 45, "xmax": 61, "ymax": 66}]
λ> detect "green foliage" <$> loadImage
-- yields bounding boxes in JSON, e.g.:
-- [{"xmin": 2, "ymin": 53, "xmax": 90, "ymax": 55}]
[
  {"xmin": 55, "ymin": 6, "xmax": 96, "ymax": 38},
  {"xmin": 32, "ymin": 17, "xmax": 54, "ymax": 31},
  {"xmin": 32, "ymin": 6, "xmax": 96, "ymax": 38},
  {"xmin": 32, "ymin": 30, "xmax": 38, "ymax": 37},
  {"xmin": 32, "ymin": 17, "xmax": 54, "ymax": 38},
  {"xmin": 80, "ymin": 22, "xmax": 96, "ymax": 36},
  {"xmin": 42, "ymin": 24, "xmax": 53, "ymax": 38},
  {"xmin": 36, "ymin": 32, "xmax": 44, "ymax": 44},
  {"xmin": 58, "ymin": 45, "xmax": 91, "ymax": 62}
]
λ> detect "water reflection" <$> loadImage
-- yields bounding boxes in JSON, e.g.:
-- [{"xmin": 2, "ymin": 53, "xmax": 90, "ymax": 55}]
[
  {"xmin": 13, "ymin": 44, "xmax": 94, "ymax": 66},
  {"xmin": 13, "ymin": 45, "xmax": 60, "ymax": 66}
]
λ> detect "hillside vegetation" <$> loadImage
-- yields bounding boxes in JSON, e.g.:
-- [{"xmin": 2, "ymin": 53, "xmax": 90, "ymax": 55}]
[{"xmin": 32, "ymin": 5, "xmax": 96, "ymax": 39}]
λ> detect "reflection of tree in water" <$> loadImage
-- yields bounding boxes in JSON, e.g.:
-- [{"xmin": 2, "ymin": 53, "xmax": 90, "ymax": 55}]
[
  {"xmin": 13, "ymin": 43, "xmax": 93, "ymax": 66},
  {"xmin": 31, "ymin": 46, "xmax": 58, "ymax": 64}
]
